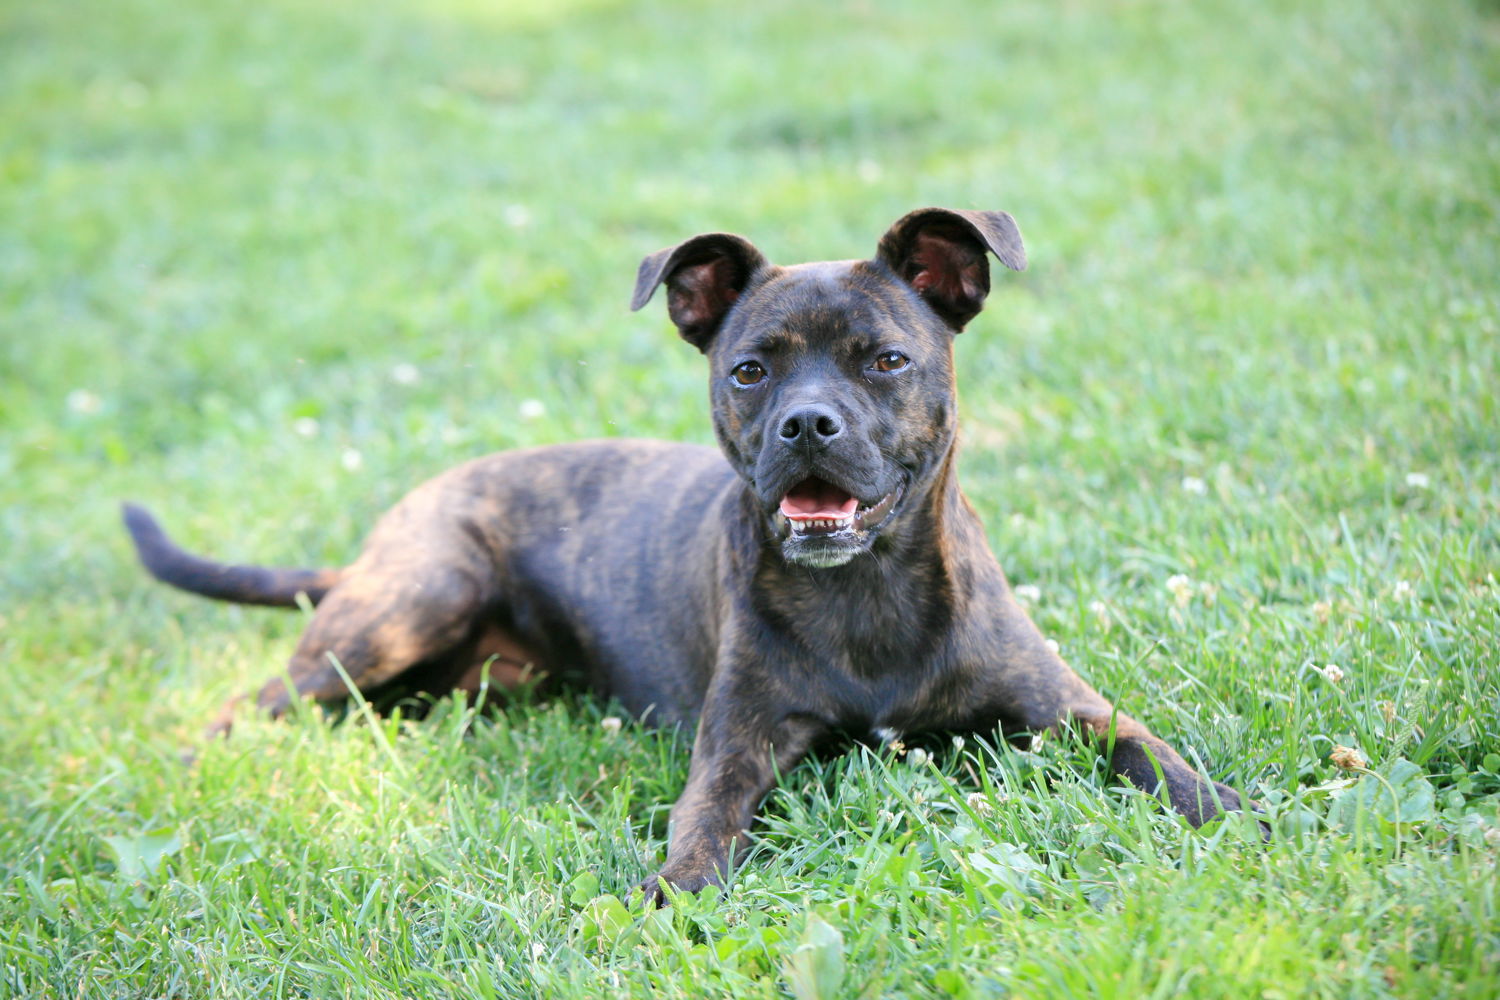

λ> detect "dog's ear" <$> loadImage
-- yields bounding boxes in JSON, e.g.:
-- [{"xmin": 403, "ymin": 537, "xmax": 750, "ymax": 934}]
[
  {"xmin": 875, "ymin": 208, "xmax": 1026, "ymax": 331},
  {"xmin": 631, "ymin": 233, "xmax": 769, "ymax": 351}
]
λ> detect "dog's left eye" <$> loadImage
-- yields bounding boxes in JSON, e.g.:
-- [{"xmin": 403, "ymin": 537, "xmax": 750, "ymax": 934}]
[
  {"xmin": 731, "ymin": 361, "xmax": 768, "ymax": 386},
  {"xmin": 873, "ymin": 351, "xmax": 910, "ymax": 373}
]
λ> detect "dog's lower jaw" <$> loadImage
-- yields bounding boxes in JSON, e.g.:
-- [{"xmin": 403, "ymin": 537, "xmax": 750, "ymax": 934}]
[
  {"xmin": 782, "ymin": 540, "xmax": 864, "ymax": 569},
  {"xmin": 777, "ymin": 519, "xmax": 881, "ymax": 568}
]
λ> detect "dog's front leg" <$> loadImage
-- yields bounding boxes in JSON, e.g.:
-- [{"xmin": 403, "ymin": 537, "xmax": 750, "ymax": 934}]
[
  {"xmin": 639, "ymin": 680, "xmax": 826, "ymax": 904},
  {"xmin": 1064, "ymin": 700, "xmax": 1245, "ymax": 826},
  {"xmin": 988, "ymin": 602, "xmax": 1246, "ymax": 826}
]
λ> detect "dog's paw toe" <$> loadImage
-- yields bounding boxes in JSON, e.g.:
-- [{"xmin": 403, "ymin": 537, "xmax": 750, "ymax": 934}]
[
  {"xmin": 632, "ymin": 867, "xmax": 721, "ymax": 908},
  {"xmin": 631, "ymin": 874, "xmax": 670, "ymax": 909}
]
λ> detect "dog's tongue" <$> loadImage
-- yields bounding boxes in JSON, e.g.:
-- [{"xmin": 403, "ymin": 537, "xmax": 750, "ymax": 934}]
[{"xmin": 779, "ymin": 478, "xmax": 859, "ymax": 520}]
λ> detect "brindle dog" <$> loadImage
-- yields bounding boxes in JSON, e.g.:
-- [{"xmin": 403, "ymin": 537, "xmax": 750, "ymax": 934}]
[{"xmin": 124, "ymin": 208, "xmax": 1247, "ymax": 902}]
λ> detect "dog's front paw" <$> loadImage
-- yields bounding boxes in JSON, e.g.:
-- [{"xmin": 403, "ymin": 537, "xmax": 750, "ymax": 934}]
[
  {"xmin": 633, "ymin": 865, "xmax": 723, "ymax": 908},
  {"xmin": 1215, "ymin": 781, "xmax": 1277, "ymax": 841},
  {"xmin": 1164, "ymin": 774, "xmax": 1247, "ymax": 827},
  {"xmin": 1208, "ymin": 780, "xmax": 1244, "ymax": 816},
  {"xmin": 1189, "ymin": 781, "xmax": 1274, "ymax": 841}
]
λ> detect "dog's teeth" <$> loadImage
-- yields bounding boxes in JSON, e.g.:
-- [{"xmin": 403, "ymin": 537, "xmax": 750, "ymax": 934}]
[{"xmin": 790, "ymin": 515, "xmax": 859, "ymax": 534}]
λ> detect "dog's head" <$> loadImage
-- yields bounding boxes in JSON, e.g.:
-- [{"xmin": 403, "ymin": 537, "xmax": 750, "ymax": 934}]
[{"xmin": 632, "ymin": 208, "xmax": 1025, "ymax": 569}]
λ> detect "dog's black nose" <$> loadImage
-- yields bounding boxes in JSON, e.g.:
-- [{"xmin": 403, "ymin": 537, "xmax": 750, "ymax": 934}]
[{"xmin": 778, "ymin": 405, "xmax": 843, "ymax": 448}]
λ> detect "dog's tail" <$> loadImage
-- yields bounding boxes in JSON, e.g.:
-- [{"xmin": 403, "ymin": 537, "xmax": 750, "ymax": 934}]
[{"xmin": 122, "ymin": 502, "xmax": 343, "ymax": 608}]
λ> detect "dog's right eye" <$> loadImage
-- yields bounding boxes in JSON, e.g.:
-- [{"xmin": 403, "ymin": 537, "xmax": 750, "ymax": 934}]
[{"xmin": 731, "ymin": 361, "xmax": 767, "ymax": 386}]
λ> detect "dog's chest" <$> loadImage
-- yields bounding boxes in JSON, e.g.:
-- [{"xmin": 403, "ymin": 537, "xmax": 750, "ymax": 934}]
[
  {"xmin": 770, "ymin": 610, "xmax": 959, "ymax": 733},
  {"xmin": 755, "ymin": 557, "xmax": 957, "ymax": 699}
]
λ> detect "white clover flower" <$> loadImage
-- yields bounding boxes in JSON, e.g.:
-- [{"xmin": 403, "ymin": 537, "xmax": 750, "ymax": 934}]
[
  {"xmin": 1089, "ymin": 599, "xmax": 1111, "ymax": 630},
  {"xmin": 340, "ymin": 449, "xmax": 363, "ymax": 471},
  {"xmin": 1318, "ymin": 663, "xmax": 1345, "ymax": 684},
  {"xmin": 391, "ymin": 362, "xmax": 420, "ymax": 385},
  {"xmin": 1404, "ymin": 472, "xmax": 1430, "ymax": 489},
  {"xmin": 292, "ymin": 417, "xmax": 320, "ymax": 438},
  {"xmin": 965, "ymin": 792, "xmax": 993, "ymax": 815},
  {"xmin": 1392, "ymin": 580, "xmax": 1414, "ymax": 601},
  {"xmin": 857, "ymin": 159, "xmax": 883, "ymax": 182},
  {"xmin": 907, "ymin": 747, "xmax": 930, "ymax": 767},
  {"xmin": 518, "ymin": 399, "xmax": 546, "ymax": 420},
  {"xmin": 1312, "ymin": 600, "xmax": 1333, "ymax": 624},
  {"xmin": 503, "ymin": 204, "xmax": 532, "ymax": 228},
  {"xmin": 1166, "ymin": 574, "xmax": 1194, "ymax": 608},
  {"xmin": 600, "ymin": 716, "xmax": 622, "ymax": 734},
  {"xmin": 1181, "ymin": 476, "xmax": 1207, "ymax": 495},
  {"xmin": 65, "ymin": 389, "xmax": 102, "ymax": 415},
  {"xmin": 1014, "ymin": 584, "xmax": 1041, "ymax": 605},
  {"xmin": 1044, "ymin": 638, "xmax": 1060, "ymax": 654}
]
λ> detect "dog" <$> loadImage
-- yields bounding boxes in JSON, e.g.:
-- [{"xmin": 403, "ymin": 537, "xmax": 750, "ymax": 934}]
[{"xmin": 124, "ymin": 207, "xmax": 1247, "ymax": 902}]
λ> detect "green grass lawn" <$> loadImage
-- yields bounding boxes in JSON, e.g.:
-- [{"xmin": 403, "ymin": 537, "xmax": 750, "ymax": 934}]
[{"xmin": 3, "ymin": 0, "xmax": 1497, "ymax": 996}]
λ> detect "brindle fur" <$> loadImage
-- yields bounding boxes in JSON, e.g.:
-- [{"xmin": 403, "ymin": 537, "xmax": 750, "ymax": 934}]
[{"xmin": 125, "ymin": 208, "xmax": 1246, "ymax": 903}]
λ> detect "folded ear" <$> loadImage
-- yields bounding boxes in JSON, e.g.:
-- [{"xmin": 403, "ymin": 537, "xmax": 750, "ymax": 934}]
[
  {"xmin": 631, "ymin": 233, "xmax": 769, "ymax": 351},
  {"xmin": 875, "ymin": 208, "xmax": 1026, "ymax": 331}
]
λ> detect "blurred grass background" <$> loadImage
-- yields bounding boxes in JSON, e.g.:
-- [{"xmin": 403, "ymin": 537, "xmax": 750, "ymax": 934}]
[{"xmin": 2, "ymin": 0, "xmax": 1497, "ymax": 997}]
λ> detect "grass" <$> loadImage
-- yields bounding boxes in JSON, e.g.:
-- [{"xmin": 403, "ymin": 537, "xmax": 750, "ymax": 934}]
[{"xmin": 2, "ymin": 0, "xmax": 1497, "ymax": 996}]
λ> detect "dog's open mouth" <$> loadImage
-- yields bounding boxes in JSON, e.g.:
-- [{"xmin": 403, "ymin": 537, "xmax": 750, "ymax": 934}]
[{"xmin": 777, "ymin": 477, "xmax": 902, "ymax": 539}]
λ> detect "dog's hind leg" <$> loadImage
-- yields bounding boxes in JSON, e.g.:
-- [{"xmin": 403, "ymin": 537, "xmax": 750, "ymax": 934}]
[
  {"xmin": 206, "ymin": 562, "xmax": 496, "ymax": 738},
  {"xmin": 447, "ymin": 624, "xmax": 545, "ymax": 698}
]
